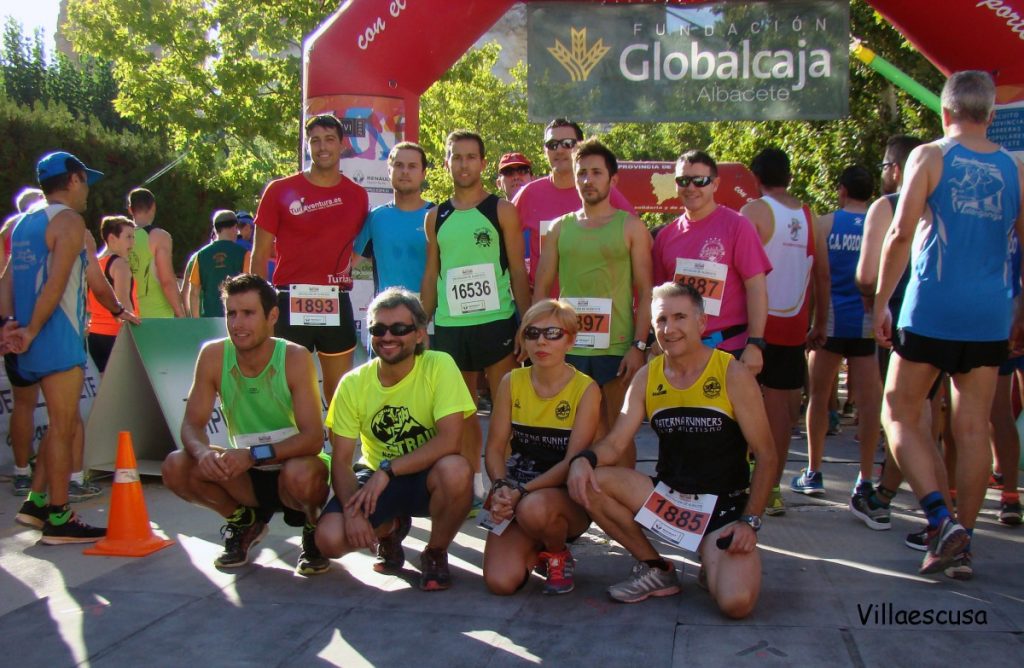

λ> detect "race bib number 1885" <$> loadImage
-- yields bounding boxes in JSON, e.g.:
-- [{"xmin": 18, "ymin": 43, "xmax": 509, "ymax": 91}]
[{"xmin": 635, "ymin": 482, "xmax": 716, "ymax": 552}]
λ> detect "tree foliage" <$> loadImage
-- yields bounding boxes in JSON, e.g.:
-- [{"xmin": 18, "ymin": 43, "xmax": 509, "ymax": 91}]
[
  {"xmin": 0, "ymin": 94, "xmax": 239, "ymax": 270},
  {"xmin": 0, "ymin": 17, "xmax": 127, "ymax": 131},
  {"xmin": 66, "ymin": 0, "xmax": 336, "ymax": 201},
  {"xmin": 419, "ymin": 43, "xmax": 544, "ymax": 203},
  {"xmin": 705, "ymin": 0, "xmax": 944, "ymax": 214}
]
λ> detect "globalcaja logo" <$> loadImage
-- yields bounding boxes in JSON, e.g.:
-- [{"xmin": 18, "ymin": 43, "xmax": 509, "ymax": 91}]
[{"xmin": 547, "ymin": 27, "xmax": 610, "ymax": 82}]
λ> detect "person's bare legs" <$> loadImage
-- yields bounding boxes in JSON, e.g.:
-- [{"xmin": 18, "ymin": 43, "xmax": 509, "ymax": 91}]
[
  {"xmin": 764, "ymin": 387, "xmax": 801, "ymax": 487},
  {"xmin": 38, "ymin": 367, "xmax": 84, "ymax": 509},
  {"xmin": 9, "ymin": 383, "xmax": 38, "ymax": 470},
  {"xmin": 948, "ymin": 367, "xmax": 1000, "ymax": 532},
  {"xmin": 424, "ymin": 454, "xmax": 472, "ymax": 548},
  {"xmin": 318, "ymin": 349, "xmax": 354, "ymax": 404},
  {"xmin": 848, "ymin": 354, "xmax": 883, "ymax": 484},
  {"xmin": 806, "ymin": 349, "xmax": 844, "ymax": 471}
]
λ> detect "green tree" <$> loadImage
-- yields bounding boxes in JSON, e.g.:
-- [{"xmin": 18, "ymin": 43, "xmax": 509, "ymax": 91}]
[
  {"xmin": 67, "ymin": 0, "xmax": 336, "ymax": 201},
  {"xmin": 706, "ymin": 0, "xmax": 944, "ymax": 213},
  {"xmin": 0, "ymin": 17, "xmax": 131, "ymax": 132},
  {"xmin": 419, "ymin": 43, "xmax": 544, "ymax": 203}
]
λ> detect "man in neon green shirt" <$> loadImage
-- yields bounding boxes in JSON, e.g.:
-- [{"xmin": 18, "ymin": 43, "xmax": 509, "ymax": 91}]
[
  {"xmin": 163, "ymin": 274, "xmax": 330, "ymax": 574},
  {"xmin": 316, "ymin": 288, "xmax": 475, "ymax": 591}
]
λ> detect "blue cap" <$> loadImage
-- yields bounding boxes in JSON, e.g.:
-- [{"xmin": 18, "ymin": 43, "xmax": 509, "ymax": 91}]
[
  {"xmin": 235, "ymin": 211, "xmax": 254, "ymax": 225},
  {"xmin": 36, "ymin": 151, "xmax": 104, "ymax": 186}
]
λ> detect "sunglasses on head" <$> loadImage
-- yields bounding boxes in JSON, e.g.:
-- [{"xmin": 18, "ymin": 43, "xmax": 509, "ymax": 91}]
[
  {"xmin": 675, "ymin": 175, "xmax": 714, "ymax": 188},
  {"xmin": 523, "ymin": 326, "xmax": 567, "ymax": 341},
  {"xmin": 368, "ymin": 322, "xmax": 418, "ymax": 337},
  {"xmin": 544, "ymin": 138, "xmax": 578, "ymax": 151}
]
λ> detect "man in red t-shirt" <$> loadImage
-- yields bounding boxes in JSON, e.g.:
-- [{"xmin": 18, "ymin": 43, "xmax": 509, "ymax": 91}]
[{"xmin": 252, "ymin": 113, "xmax": 369, "ymax": 399}]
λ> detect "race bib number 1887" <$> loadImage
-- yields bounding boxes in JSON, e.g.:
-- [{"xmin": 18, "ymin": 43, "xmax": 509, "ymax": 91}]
[{"xmin": 673, "ymin": 258, "xmax": 727, "ymax": 317}]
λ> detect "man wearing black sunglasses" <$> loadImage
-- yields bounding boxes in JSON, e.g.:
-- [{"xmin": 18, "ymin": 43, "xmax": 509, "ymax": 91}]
[
  {"xmin": 513, "ymin": 118, "xmax": 636, "ymax": 287},
  {"xmin": 651, "ymin": 149, "xmax": 771, "ymax": 374},
  {"xmin": 316, "ymin": 288, "xmax": 476, "ymax": 591},
  {"xmin": 534, "ymin": 139, "xmax": 653, "ymax": 437}
]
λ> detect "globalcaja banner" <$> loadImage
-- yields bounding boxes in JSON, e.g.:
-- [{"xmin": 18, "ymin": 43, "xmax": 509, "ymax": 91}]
[{"xmin": 527, "ymin": 0, "xmax": 849, "ymax": 122}]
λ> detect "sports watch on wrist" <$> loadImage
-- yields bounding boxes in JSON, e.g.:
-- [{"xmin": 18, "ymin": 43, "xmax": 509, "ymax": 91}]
[
  {"xmin": 250, "ymin": 443, "xmax": 276, "ymax": 466},
  {"xmin": 378, "ymin": 459, "xmax": 396, "ymax": 480},
  {"xmin": 740, "ymin": 514, "xmax": 762, "ymax": 532},
  {"xmin": 632, "ymin": 339, "xmax": 649, "ymax": 351},
  {"xmin": 746, "ymin": 337, "xmax": 767, "ymax": 351}
]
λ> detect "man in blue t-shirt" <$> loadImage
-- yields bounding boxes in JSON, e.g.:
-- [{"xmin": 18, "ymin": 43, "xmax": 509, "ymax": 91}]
[
  {"xmin": 874, "ymin": 71, "xmax": 1024, "ymax": 580},
  {"xmin": 354, "ymin": 142, "xmax": 434, "ymax": 294}
]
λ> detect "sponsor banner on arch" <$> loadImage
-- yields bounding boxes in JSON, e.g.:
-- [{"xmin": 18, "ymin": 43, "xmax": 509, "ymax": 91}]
[
  {"xmin": 304, "ymin": 94, "xmax": 406, "ymax": 208},
  {"xmin": 527, "ymin": 0, "xmax": 849, "ymax": 122}
]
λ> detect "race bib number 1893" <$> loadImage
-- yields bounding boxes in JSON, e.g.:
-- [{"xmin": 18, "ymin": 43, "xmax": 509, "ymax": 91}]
[{"xmin": 289, "ymin": 284, "xmax": 340, "ymax": 326}]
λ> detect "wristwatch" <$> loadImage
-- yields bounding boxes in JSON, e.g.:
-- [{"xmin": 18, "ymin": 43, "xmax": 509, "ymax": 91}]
[
  {"xmin": 632, "ymin": 339, "xmax": 649, "ymax": 351},
  {"xmin": 740, "ymin": 514, "xmax": 762, "ymax": 532},
  {"xmin": 746, "ymin": 337, "xmax": 767, "ymax": 351},
  {"xmin": 378, "ymin": 459, "xmax": 396, "ymax": 480}
]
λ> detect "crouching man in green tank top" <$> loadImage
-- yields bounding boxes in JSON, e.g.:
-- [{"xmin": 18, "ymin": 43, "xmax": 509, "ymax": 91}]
[{"xmin": 163, "ymin": 274, "xmax": 331, "ymax": 574}]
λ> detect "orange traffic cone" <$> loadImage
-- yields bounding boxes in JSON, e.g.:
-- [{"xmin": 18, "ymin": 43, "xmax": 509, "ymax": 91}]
[{"xmin": 84, "ymin": 431, "xmax": 174, "ymax": 557}]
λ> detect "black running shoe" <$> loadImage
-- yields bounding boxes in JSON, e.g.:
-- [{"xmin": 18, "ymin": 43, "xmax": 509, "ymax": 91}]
[
  {"xmin": 419, "ymin": 547, "xmax": 452, "ymax": 591},
  {"xmin": 374, "ymin": 516, "xmax": 412, "ymax": 573},
  {"xmin": 15, "ymin": 500, "xmax": 48, "ymax": 529},
  {"xmin": 40, "ymin": 514, "xmax": 106, "ymax": 544},
  {"xmin": 296, "ymin": 524, "xmax": 330, "ymax": 575},
  {"xmin": 215, "ymin": 520, "xmax": 268, "ymax": 568}
]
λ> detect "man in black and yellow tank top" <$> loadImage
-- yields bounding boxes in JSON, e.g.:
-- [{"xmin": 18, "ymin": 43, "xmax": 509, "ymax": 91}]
[{"xmin": 567, "ymin": 283, "xmax": 776, "ymax": 618}]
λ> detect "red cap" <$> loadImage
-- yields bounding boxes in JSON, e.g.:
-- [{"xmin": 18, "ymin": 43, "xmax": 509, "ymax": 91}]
[{"xmin": 498, "ymin": 152, "xmax": 532, "ymax": 172}]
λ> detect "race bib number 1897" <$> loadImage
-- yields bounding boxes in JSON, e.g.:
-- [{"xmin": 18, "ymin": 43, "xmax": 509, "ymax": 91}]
[{"xmin": 563, "ymin": 297, "xmax": 612, "ymax": 350}]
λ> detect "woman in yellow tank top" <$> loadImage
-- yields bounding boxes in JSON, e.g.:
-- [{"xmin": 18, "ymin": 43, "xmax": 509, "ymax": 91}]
[{"xmin": 482, "ymin": 300, "xmax": 601, "ymax": 596}]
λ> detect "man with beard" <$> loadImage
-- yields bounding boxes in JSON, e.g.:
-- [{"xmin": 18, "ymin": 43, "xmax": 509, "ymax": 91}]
[
  {"xmin": 354, "ymin": 142, "xmax": 434, "ymax": 295},
  {"xmin": 315, "ymin": 288, "xmax": 475, "ymax": 591},
  {"xmin": 514, "ymin": 118, "xmax": 635, "ymax": 286},
  {"xmin": 533, "ymin": 139, "xmax": 653, "ymax": 436},
  {"xmin": 163, "ymin": 274, "xmax": 330, "ymax": 574}
]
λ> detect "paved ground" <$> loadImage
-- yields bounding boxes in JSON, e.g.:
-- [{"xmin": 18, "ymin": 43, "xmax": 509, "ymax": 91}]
[{"xmin": 1, "ymin": 411, "xmax": 1022, "ymax": 667}]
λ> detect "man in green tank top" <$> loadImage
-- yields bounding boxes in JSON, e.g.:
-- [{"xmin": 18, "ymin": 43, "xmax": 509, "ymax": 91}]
[
  {"xmin": 126, "ymin": 188, "xmax": 184, "ymax": 318},
  {"xmin": 421, "ymin": 130, "xmax": 531, "ymax": 506},
  {"xmin": 188, "ymin": 210, "xmax": 250, "ymax": 317},
  {"xmin": 163, "ymin": 274, "xmax": 330, "ymax": 574},
  {"xmin": 533, "ymin": 139, "xmax": 653, "ymax": 438}
]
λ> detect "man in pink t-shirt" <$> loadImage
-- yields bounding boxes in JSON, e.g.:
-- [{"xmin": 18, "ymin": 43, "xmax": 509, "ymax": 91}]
[
  {"xmin": 651, "ymin": 149, "xmax": 771, "ymax": 375},
  {"xmin": 513, "ymin": 118, "xmax": 636, "ymax": 286}
]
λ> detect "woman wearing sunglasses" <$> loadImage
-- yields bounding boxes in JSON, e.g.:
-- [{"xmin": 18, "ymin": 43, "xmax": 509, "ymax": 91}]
[{"xmin": 482, "ymin": 299, "xmax": 601, "ymax": 596}]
